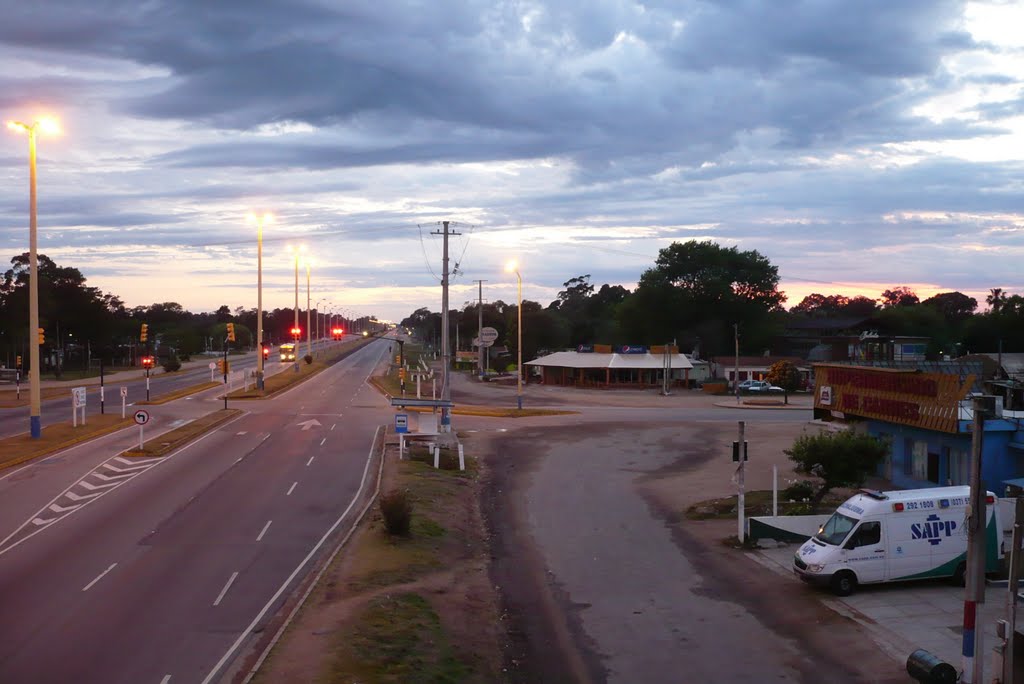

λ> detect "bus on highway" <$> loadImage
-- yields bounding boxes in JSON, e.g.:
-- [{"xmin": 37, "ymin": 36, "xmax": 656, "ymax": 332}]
[{"xmin": 279, "ymin": 343, "xmax": 297, "ymax": 362}]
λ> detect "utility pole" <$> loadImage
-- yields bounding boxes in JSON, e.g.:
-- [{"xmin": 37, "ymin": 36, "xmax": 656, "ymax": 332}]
[
  {"xmin": 962, "ymin": 395, "xmax": 990, "ymax": 683},
  {"xmin": 734, "ymin": 323, "xmax": 740, "ymax": 404},
  {"xmin": 737, "ymin": 420, "xmax": 746, "ymax": 543},
  {"xmin": 432, "ymin": 220, "xmax": 460, "ymax": 432},
  {"xmin": 475, "ymin": 279, "xmax": 486, "ymax": 379}
]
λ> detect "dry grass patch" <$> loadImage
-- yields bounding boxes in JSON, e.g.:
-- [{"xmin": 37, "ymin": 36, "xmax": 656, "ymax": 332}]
[
  {"xmin": 120, "ymin": 408, "xmax": 241, "ymax": 458},
  {"xmin": 0, "ymin": 414, "xmax": 133, "ymax": 471}
]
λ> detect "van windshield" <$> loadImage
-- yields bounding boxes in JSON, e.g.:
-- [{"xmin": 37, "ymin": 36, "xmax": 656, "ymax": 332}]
[{"xmin": 814, "ymin": 512, "xmax": 857, "ymax": 546}]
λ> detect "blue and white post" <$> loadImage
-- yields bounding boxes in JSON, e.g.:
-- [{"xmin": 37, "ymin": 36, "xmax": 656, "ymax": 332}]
[{"xmin": 961, "ymin": 395, "xmax": 990, "ymax": 683}]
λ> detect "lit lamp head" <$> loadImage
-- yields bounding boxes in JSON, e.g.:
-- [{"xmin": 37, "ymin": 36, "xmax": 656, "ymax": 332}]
[
  {"xmin": 505, "ymin": 259, "xmax": 518, "ymax": 274},
  {"xmin": 6, "ymin": 117, "xmax": 61, "ymax": 135}
]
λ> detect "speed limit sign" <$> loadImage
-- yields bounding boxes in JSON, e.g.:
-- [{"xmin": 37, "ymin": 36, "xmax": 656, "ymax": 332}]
[{"xmin": 133, "ymin": 410, "xmax": 150, "ymax": 425}]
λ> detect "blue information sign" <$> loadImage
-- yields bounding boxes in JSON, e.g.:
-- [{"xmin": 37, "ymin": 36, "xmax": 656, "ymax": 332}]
[{"xmin": 395, "ymin": 413, "xmax": 409, "ymax": 434}]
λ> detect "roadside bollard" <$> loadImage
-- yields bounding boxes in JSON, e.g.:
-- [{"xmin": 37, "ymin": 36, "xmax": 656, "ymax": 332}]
[{"xmin": 906, "ymin": 649, "xmax": 957, "ymax": 684}]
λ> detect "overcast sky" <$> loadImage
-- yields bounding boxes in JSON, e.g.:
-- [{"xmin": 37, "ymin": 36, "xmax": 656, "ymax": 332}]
[{"xmin": 2, "ymin": 0, "xmax": 1023, "ymax": 324}]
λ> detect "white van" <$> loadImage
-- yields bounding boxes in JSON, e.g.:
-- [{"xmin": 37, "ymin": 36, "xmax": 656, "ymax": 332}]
[{"xmin": 793, "ymin": 486, "xmax": 1003, "ymax": 596}]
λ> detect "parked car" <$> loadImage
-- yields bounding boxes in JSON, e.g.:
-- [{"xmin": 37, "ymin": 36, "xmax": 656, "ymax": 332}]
[{"xmin": 738, "ymin": 380, "xmax": 784, "ymax": 394}]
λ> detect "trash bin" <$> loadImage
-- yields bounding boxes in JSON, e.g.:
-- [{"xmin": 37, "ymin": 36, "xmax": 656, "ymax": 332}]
[{"xmin": 906, "ymin": 649, "xmax": 957, "ymax": 684}]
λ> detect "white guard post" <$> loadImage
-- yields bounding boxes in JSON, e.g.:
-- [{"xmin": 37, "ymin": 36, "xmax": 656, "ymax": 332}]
[{"xmin": 120, "ymin": 386, "xmax": 128, "ymax": 418}]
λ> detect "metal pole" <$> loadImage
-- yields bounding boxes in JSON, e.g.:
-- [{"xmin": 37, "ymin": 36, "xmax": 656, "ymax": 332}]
[
  {"xmin": 516, "ymin": 271, "xmax": 522, "ymax": 410},
  {"xmin": 257, "ymin": 215, "xmax": 264, "ymax": 391},
  {"xmin": 27, "ymin": 126, "xmax": 42, "ymax": 438},
  {"xmin": 100, "ymin": 357, "xmax": 105, "ymax": 414},
  {"xmin": 738, "ymin": 420, "xmax": 746, "ymax": 543},
  {"xmin": 734, "ymin": 323, "xmax": 740, "ymax": 405},
  {"xmin": 962, "ymin": 395, "xmax": 989, "ymax": 683},
  {"xmin": 1002, "ymin": 496, "xmax": 1024, "ymax": 684},
  {"xmin": 306, "ymin": 263, "xmax": 312, "ymax": 359},
  {"xmin": 477, "ymin": 280, "xmax": 485, "ymax": 378},
  {"xmin": 223, "ymin": 343, "xmax": 228, "ymax": 410}
]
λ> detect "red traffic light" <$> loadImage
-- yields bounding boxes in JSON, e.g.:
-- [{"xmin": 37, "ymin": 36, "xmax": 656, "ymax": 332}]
[
  {"xmin": 141, "ymin": 356, "xmax": 155, "ymax": 368},
  {"xmin": 290, "ymin": 327, "xmax": 301, "ymax": 337},
  {"xmin": 262, "ymin": 346, "xmax": 270, "ymax": 357},
  {"xmin": 332, "ymin": 327, "xmax": 343, "ymax": 335}
]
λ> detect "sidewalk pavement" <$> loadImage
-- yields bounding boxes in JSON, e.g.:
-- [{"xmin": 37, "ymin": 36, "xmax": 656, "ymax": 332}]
[{"xmin": 751, "ymin": 542, "xmax": 1008, "ymax": 678}]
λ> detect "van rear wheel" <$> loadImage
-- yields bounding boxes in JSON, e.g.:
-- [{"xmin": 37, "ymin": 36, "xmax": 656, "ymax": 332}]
[{"xmin": 830, "ymin": 571, "xmax": 857, "ymax": 597}]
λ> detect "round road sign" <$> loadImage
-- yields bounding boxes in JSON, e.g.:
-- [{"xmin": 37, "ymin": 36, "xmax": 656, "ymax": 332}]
[
  {"xmin": 209, "ymin": 361, "xmax": 217, "ymax": 370},
  {"xmin": 133, "ymin": 410, "xmax": 151, "ymax": 425}
]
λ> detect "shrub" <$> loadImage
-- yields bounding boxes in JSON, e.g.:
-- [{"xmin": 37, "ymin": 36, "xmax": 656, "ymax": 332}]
[
  {"xmin": 303, "ymin": 354, "xmax": 313, "ymax": 365},
  {"xmin": 379, "ymin": 489, "xmax": 412, "ymax": 536},
  {"xmin": 782, "ymin": 480, "xmax": 815, "ymax": 501},
  {"xmin": 162, "ymin": 356, "xmax": 182, "ymax": 373}
]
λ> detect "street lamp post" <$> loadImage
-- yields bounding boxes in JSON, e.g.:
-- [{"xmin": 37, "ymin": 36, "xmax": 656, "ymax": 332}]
[
  {"xmin": 305, "ymin": 261, "xmax": 312, "ymax": 359},
  {"xmin": 8, "ymin": 117, "xmax": 59, "ymax": 438},
  {"xmin": 315, "ymin": 298, "xmax": 324, "ymax": 344},
  {"xmin": 506, "ymin": 261, "xmax": 523, "ymax": 410},
  {"xmin": 287, "ymin": 245, "xmax": 305, "ymax": 371},
  {"xmin": 248, "ymin": 212, "xmax": 273, "ymax": 391}
]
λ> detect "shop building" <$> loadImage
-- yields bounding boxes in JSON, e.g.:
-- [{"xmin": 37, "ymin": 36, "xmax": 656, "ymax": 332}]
[
  {"xmin": 813, "ymin": 364, "xmax": 1024, "ymax": 494},
  {"xmin": 527, "ymin": 345, "xmax": 694, "ymax": 388}
]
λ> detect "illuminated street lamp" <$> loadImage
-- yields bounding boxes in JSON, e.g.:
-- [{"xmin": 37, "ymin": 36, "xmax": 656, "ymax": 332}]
[
  {"xmin": 248, "ymin": 211, "xmax": 273, "ymax": 391},
  {"xmin": 7, "ymin": 116, "xmax": 60, "ymax": 438},
  {"xmin": 505, "ymin": 260, "xmax": 523, "ymax": 410}
]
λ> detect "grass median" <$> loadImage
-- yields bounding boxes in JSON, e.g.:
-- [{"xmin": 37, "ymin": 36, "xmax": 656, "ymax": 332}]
[
  {"xmin": 253, "ymin": 439, "xmax": 504, "ymax": 683},
  {"xmin": 120, "ymin": 408, "xmax": 242, "ymax": 458},
  {"xmin": 137, "ymin": 381, "xmax": 221, "ymax": 405},
  {"xmin": 227, "ymin": 337, "xmax": 374, "ymax": 400},
  {"xmin": 0, "ymin": 414, "xmax": 134, "ymax": 471}
]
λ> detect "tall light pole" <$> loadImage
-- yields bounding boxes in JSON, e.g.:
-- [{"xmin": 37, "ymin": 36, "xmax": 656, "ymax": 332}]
[
  {"xmin": 248, "ymin": 211, "xmax": 272, "ymax": 391},
  {"xmin": 305, "ymin": 260, "xmax": 312, "ymax": 359},
  {"xmin": 315, "ymin": 298, "xmax": 324, "ymax": 342},
  {"xmin": 506, "ymin": 261, "xmax": 523, "ymax": 410},
  {"xmin": 7, "ymin": 116, "xmax": 59, "ymax": 438},
  {"xmin": 287, "ymin": 244, "xmax": 304, "ymax": 371}
]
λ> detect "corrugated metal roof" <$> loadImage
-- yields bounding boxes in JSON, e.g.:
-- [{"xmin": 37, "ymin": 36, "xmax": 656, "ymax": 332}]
[{"xmin": 526, "ymin": 351, "xmax": 694, "ymax": 370}]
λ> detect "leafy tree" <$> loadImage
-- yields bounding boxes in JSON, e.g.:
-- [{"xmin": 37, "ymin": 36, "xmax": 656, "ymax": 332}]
[
  {"xmin": 921, "ymin": 291, "xmax": 977, "ymax": 321},
  {"xmin": 880, "ymin": 286, "xmax": 919, "ymax": 308},
  {"xmin": 621, "ymin": 240, "xmax": 784, "ymax": 354},
  {"xmin": 786, "ymin": 430, "xmax": 889, "ymax": 507},
  {"xmin": 987, "ymin": 288, "xmax": 1007, "ymax": 314},
  {"xmin": 766, "ymin": 360, "xmax": 801, "ymax": 404},
  {"xmin": 790, "ymin": 293, "xmax": 849, "ymax": 317},
  {"xmin": 843, "ymin": 296, "xmax": 879, "ymax": 318}
]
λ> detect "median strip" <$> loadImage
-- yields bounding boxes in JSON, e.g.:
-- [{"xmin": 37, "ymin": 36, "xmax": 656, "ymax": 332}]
[
  {"xmin": 0, "ymin": 414, "xmax": 134, "ymax": 472},
  {"xmin": 120, "ymin": 408, "xmax": 242, "ymax": 458},
  {"xmin": 227, "ymin": 337, "xmax": 375, "ymax": 400},
  {"xmin": 137, "ymin": 381, "xmax": 222, "ymax": 405}
]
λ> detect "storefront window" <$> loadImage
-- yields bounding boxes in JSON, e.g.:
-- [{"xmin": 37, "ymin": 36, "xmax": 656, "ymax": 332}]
[
  {"xmin": 912, "ymin": 440, "xmax": 928, "ymax": 481},
  {"xmin": 947, "ymin": 447, "xmax": 969, "ymax": 486}
]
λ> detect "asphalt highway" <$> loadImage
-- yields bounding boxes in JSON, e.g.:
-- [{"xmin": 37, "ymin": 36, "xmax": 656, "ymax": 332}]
[
  {"xmin": 0, "ymin": 337, "xmax": 342, "ymax": 439},
  {"xmin": 0, "ymin": 337, "xmax": 392, "ymax": 683}
]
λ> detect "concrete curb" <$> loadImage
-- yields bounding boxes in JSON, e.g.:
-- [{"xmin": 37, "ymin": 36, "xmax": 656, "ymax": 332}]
[{"xmin": 713, "ymin": 401, "xmax": 812, "ymax": 410}]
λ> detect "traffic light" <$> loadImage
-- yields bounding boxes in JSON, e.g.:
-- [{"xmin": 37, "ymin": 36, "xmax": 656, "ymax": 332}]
[
  {"xmin": 262, "ymin": 344, "xmax": 270, "ymax": 358},
  {"xmin": 140, "ymin": 323, "xmax": 148, "ymax": 342},
  {"xmin": 226, "ymin": 322, "xmax": 236, "ymax": 342},
  {"xmin": 218, "ymin": 358, "xmax": 230, "ymax": 373},
  {"xmin": 290, "ymin": 326, "xmax": 301, "ymax": 339},
  {"xmin": 37, "ymin": 327, "xmax": 45, "ymax": 345},
  {"xmin": 141, "ymin": 356, "xmax": 154, "ymax": 369},
  {"xmin": 16, "ymin": 355, "xmax": 22, "ymax": 367}
]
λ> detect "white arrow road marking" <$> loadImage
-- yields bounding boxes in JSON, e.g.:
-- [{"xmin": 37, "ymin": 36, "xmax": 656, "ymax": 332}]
[
  {"xmin": 32, "ymin": 517, "xmax": 57, "ymax": 526},
  {"xmin": 65, "ymin": 490, "xmax": 103, "ymax": 502},
  {"xmin": 79, "ymin": 480, "xmax": 120, "ymax": 491},
  {"xmin": 296, "ymin": 419, "xmax": 321, "ymax": 431},
  {"xmin": 82, "ymin": 563, "xmax": 117, "ymax": 592},
  {"xmin": 213, "ymin": 571, "xmax": 239, "ymax": 606},
  {"xmin": 49, "ymin": 502, "xmax": 81, "ymax": 514},
  {"xmin": 91, "ymin": 471, "xmax": 136, "ymax": 482}
]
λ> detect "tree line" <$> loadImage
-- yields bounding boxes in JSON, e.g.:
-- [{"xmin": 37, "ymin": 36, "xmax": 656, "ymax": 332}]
[
  {"xmin": 0, "ymin": 253, "xmax": 377, "ymax": 372},
  {"xmin": 401, "ymin": 240, "xmax": 1022, "ymax": 365}
]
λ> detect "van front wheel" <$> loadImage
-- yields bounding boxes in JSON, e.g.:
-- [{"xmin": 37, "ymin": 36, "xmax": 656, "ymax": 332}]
[{"xmin": 830, "ymin": 571, "xmax": 857, "ymax": 597}]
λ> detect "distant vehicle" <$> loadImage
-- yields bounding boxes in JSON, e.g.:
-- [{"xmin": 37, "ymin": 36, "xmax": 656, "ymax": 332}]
[
  {"xmin": 738, "ymin": 380, "xmax": 784, "ymax": 394},
  {"xmin": 279, "ymin": 343, "xmax": 297, "ymax": 362}
]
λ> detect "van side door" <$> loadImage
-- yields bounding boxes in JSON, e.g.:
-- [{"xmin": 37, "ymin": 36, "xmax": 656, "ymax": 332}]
[{"xmin": 844, "ymin": 520, "xmax": 886, "ymax": 583}]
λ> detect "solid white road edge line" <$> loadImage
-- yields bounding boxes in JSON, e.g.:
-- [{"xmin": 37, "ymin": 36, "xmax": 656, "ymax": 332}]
[
  {"xmin": 256, "ymin": 520, "xmax": 272, "ymax": 542},
  {"xmin": 213, "ymin": 571, "xmax": 240, "ymax": 606},
  {"xmin": 82, "ymin": 563, "xmax": 117, "ymax": 592},
  {"xmin": 204, "ymin": 425, "xmax": 382, "ymax": 684},
  {"xmin": 0, "ymin": 411, "xmax": 248, "ymax": 560}
]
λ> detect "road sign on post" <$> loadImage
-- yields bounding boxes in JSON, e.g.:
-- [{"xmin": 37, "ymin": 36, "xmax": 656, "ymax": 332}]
[
  {"xmin": 72, "ymin": 387, "xmax": 87, "ymax": 427},
  {"xmin": 134, "ymin": 409, "xmax": 150, "ymax": 451},
  {"xmin": 479, "ymin": 326, "xmax": 498, "ymax": 348},
  {"xmin": 120, "ymin": 386, "xmax": 128, "ymax": 418},
  {"xmin": 395, "ymin": 413, "xmax": 409, "ymax": 434}
]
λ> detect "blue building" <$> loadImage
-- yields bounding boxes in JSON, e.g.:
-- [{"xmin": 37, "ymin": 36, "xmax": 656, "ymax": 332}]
[{"xmin": 813, "ymin": 364, "xmax": 1024, "ymax": 494}]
